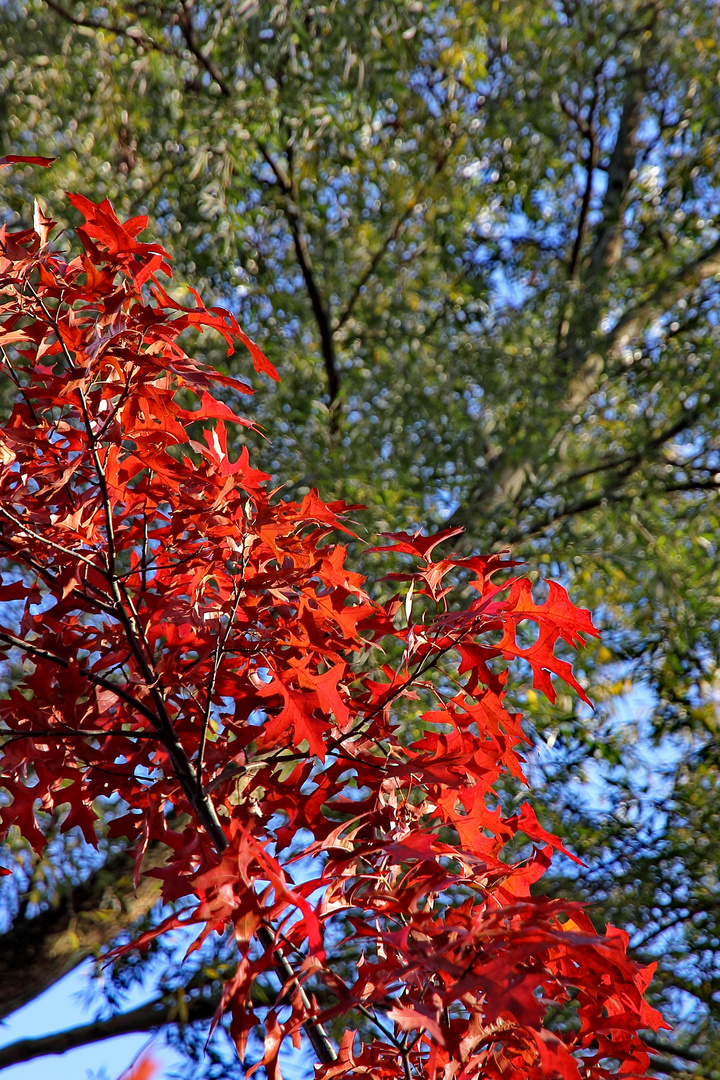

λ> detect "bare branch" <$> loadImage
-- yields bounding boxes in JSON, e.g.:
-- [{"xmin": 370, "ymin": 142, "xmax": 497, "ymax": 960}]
[
  {"xmin": 175, "ymin": 1, "xmax": 232, "ymax": 98},
  {"xmin": 0, "ymin": 992, "xmax": 217, "ymax": 1068}
]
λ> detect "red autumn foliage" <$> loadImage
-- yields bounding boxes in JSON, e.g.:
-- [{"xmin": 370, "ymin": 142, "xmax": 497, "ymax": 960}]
[
  {"xmin": 0, "ymin": 166, "xmax": 667, "ymax": 1078},
  {"xmin": 120, "ymin": 1054, "xmax": 159, "ymax": 1080}
]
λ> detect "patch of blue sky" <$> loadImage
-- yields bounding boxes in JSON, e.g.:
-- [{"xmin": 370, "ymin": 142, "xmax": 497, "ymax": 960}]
[{"xmin": 0, "ymin": 964, "xmax": 182, "ymax": 1080}]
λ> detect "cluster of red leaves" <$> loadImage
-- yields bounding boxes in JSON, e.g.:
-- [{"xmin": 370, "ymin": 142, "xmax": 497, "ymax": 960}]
[{"xmin": 0, "ymin": 173, "xmax": 667, "ymax": 1079}]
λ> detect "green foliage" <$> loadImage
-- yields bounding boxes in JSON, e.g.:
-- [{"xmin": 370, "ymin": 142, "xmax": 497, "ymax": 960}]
[{"xmin": 2, "ymin": 0, "xmax": 720, "ymax": 1073}]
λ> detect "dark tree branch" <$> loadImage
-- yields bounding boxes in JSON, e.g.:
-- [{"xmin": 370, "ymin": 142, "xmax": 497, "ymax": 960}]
[
  {"xmin": 585, "ymin": 70, "xmax": 647, "ymax": 281},
  {"xmin": 0, "ymin": 974, "xmax": 335, "ymax": 1070},
  {"xmin": 452, "ymin": 225, "xmax": 720, "ymax": 545},
  {"xmin": 283, "ymin": 142, "xmax": 340, "ymax": 411},
  {"xmin": 42, "ymin": 0, "xmax": 170, "ymax": 53},
  {"xmin": 553, "ymin": 15, "xmax": 655, "ymax": 390},
  {"xmin": 500, "ymin": 488, "xmax": 632, "ymax": 548},
  {"xmin": 468, "ymin": 387, "xmax": 720, "ymax": 549},
  {"xmin": 566, "ymin": 128, "xmax": 598, "ymax": 284},
  {"xmin": 334, "ymin": 130, "xmax": 462, "ymax": 337},
  {"xmin": 197, "ymin": 575, "xmax": 245, "ymax": 797},
  {"xmin": 555, "ymin": 70, "xmax": 602, "ymax": 348},
  {"xmin": 578, "ymin": 3, "xmax": 661, "ymax": 284},
  {"xmin": 503, "ymin": 472, "xmax": 720, "ymax": 550},
  {"xmin": 0, "ymin": 630, "xmax": 161, "ymax": 729},
  {"xmin": 175, "ymin": 1, "xmax": 232, "ymax": 98},
  {"xmin": 256, "ymin": 138, "xmax": 340, "ymax": 411},
  {"xmin": 42, "ymin": 1, "xmax": 338, "ymax": 412},
  {"xmin": 0, "ymin": 504, "xmax": 100, "ymax": 571},
  {"xmin": 256, "ymin": 923, "xmax": 336, "ymax": 1065},
  {"xmin": 288, "ymin": 215, "xmax": 341, "ymax": 409},
  {"xmin": 333, "ymin": 206, "xmax": 415, "ymax": 337},
  {"xmin": 551, "ymin": 390, "xmax": 720, "ymax": 501},
  {"xmin": 0, "ymin": 727, "xmax": 163, "ymax": 745},
  {"xmin": 555, "ymin": 93, "xmax": 591, "ymax": 137},
  {"xmin": 651, "ymin": 1059, "xmax": 705, "ymax": 1077},
  {"xmin": 566, "ymin": 62, "xmax": 605, "ymax": 281},
  {"xmin": 642, "ymin": 1036, "xmax": 707, "ymax": 1066},
  {"xmin": 17, "ymin": 282, "xmax": 228, "ymax": 852},
  {"xmin": 0, "ymin": 991, "xmax": 218, "ymax": 1068},
  {"xmin": 3, "ymin": 278, "xmax": 336, "ymax": 1064},
  {"xmin": 505, "ymin": 44, "xmax": 663, "ymax": 494}
]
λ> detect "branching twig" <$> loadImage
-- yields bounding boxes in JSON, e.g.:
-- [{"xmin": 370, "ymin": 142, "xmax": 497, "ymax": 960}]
[
  {"xmin": 0, "ymin": 630, "xmax": 160, "ymax": 728},
  {"xmin": 196, "ymin": 574, "xmax": 245, "ymax": 798}
]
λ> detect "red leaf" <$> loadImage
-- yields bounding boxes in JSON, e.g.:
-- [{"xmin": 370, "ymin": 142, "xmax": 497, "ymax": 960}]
[
  {"xmin": 235, "ymin": 325, "xmax": 280, "ymax": 381},
  {"xmin": 372, "ymin": 525, "xmax": 465, "ymax": 560},
  {"xmin": 0, "ymin": 155, "xmax": 55, "ymax": 169},
  {"xmin": 387, "ymin": 1005, "xmax": 446, "ymax": 1046},
  {"xmin": 312, "ymin": 662, "xmax": 352, "ymax": 731},
  {"xmin": 118, "ymin": 1054, "xmax": 158, "ymax": 1080},
  {"xmin": 66, "ymin": 192, "xmax": 170, "ymax": 263}
]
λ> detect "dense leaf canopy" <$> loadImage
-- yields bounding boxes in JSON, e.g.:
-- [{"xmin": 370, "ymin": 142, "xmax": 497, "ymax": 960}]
[
  {"xmin": 1, "ymin": 0, "xmax": 720, "ymax": 1075},
  {"xmin": 0, "ymin": 183, "xmax": 665, "ymax": 1078}
]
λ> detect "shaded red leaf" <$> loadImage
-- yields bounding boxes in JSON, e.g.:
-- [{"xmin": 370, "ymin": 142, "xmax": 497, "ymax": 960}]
[{"xmin": 0, "ymin": 155, "xmax": 55, "ymax": 169}]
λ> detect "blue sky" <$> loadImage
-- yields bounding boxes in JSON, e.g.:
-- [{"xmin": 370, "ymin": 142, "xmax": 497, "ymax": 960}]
[{"xmin": 0, "ymin": 965, "xmax": 179, "ymax": 1080}]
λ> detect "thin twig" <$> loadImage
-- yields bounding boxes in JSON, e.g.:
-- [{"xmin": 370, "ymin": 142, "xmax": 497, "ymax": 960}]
[
  {"xmin": 176, "ymin": 1, "xmax": 232, "ymax": 97},
  {"xmin": 196, "ymin": 574, "xmax": 245, "ymax": 799},
  {"xmin": 0, "ymin": 505, "xmax": 100, "ymax": 571},
  {"xmin": 23, "ymin": 278, "xmax": 228, "ymax": 850},
  {"xmin": 0, "ymin": 630, "xmax": 160, "ymax": 728},
  {"xmin": 0, "ymin": 726, "xmax": 164, "ymax": 745}
]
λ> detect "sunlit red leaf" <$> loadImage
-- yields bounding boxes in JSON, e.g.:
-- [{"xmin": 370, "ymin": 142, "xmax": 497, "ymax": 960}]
[{"xmin": 0, "ymin": 154, "xmax": 55, "ymax": 168}]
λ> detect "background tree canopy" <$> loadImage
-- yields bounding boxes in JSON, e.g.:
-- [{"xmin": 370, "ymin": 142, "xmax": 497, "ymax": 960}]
[{"xmin": 1, "ymin": 0, "xmax": 720, "ymax": 1074}]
